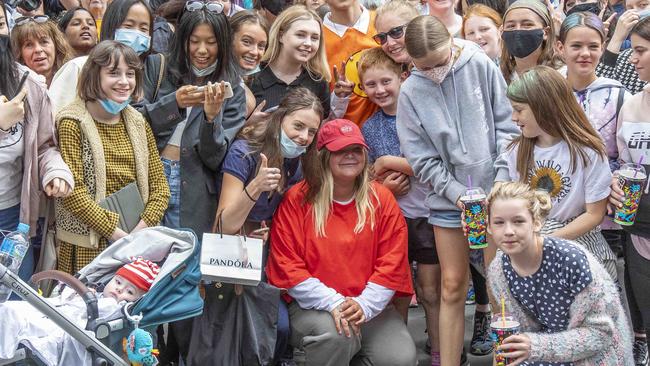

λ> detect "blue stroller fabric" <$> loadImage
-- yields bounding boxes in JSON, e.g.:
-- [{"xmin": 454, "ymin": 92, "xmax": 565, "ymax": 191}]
[{"xmin": 72, "ymin": 226, "xmax": 204, "ymax": 356}]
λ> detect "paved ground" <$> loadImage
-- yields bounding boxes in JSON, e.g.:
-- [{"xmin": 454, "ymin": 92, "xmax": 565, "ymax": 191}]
[{"xmin": 407, "ymin": 303, "xmax": 493, "ymax": 366}]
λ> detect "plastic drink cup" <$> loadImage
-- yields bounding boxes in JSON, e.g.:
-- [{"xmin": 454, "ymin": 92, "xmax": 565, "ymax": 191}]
[
  {"xmin": 614, "ymin": 163, "xmax": 647, "ymax": 226},
  {"xmin": 461, "ymin": 188, "xmax": 488, "ymax": 249},
  {"xmin": 490, "ymin": 315, "xmax": 521, "ymax": 366}
]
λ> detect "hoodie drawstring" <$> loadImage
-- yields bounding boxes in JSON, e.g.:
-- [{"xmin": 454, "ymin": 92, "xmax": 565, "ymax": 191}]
[{"xmin": 451, "ymin": 70, "xmax": 468, "ymax": 154}]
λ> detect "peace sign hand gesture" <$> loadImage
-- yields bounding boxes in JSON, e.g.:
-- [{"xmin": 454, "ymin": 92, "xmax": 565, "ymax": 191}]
[{"xmin": 333, "ymin": 61, "xmax": 354, "ymax": 98}]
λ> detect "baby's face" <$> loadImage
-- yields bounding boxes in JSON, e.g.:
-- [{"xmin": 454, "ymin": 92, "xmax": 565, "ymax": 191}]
[{"xmin": 103, "ymin": 275, "xmax": 145, "ymax": 302}]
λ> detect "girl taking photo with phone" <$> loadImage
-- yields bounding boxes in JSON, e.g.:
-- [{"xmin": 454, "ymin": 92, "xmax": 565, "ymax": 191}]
[{"xmin": 139, "ymin": 0, "xmax": 244, "ymax": 235}]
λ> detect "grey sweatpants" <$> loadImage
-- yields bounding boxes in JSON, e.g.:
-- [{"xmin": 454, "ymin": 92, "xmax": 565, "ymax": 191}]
[{"xmin": 288, "ymin": 303, "xmax": 417, "ymax": 366}]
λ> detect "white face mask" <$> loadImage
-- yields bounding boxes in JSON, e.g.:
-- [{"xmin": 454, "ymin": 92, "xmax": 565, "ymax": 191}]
[{"xmin": 192, "ymin": 61, "xmax": 218, "ymax": 77}]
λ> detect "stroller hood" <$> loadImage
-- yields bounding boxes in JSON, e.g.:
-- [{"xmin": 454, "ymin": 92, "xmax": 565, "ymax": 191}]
[{"xmin": 77, "ymin": 226, "xmax": 204, "ymax": 327}]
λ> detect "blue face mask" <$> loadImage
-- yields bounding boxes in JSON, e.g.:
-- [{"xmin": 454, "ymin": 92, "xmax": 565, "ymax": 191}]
[
  {"xmin": 99, "ymin": 98, "xmax": 131, "ymax": 115},
  {"xmin": 280, "ymin": 129, "xmax": 306, "ymax": 158},
  {"xmin": 192, "ymin": 61, "xmax": 218, "ymax": 77},
  {"xmin": 114, "ymin": 28, "xmax": 151, "ymax": 55}
]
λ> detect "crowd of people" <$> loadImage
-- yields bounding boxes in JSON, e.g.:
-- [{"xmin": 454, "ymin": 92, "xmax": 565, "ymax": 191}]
[{"xmin": 0, "ymin": 0, "xmax": 649, "ymax": 363}]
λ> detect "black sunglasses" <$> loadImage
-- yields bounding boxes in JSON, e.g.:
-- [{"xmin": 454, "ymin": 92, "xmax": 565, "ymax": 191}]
[
  {"xmin": 185, "ymin": 0, "xmax": 225, "ymax": 13},
  {"xmin": 15, "ymin": 15, "xmax": 50, "ymax": 27},
  {"xmin": 373, "ymin": 24, "xmax": 407, "ymax": 45}
]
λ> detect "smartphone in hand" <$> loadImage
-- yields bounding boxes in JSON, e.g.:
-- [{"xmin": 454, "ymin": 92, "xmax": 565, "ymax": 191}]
[{"xmin": 194, "ymin": 81, "xmax": 234, "ymax": 99}]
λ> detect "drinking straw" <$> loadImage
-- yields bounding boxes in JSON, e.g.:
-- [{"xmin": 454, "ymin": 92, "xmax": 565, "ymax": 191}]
[
  {"xmin": 635, "ymin": 155, "xmax": 645, "ymax": 178},
  {"xmin": 501, "ymin": 295, "xmax": 506, "ymax": 327},
  {"xmin": 467, "ymin": 175, "xmax": 472, "ymax": 190}
]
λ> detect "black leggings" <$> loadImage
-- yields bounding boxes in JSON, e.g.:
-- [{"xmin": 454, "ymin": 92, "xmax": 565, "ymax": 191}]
[
  {"xmin": 624, "ymin": 233, "xmax": 650, "ymax": 334},
  {"xmin": 470, "ymin": 264, "xmax": 490, "ymax": 306}
]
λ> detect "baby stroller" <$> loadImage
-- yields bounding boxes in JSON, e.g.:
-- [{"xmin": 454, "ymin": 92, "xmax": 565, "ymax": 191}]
[{"xmin": 0, "ymin": 226, "xmax": 204, "ymax": 366}]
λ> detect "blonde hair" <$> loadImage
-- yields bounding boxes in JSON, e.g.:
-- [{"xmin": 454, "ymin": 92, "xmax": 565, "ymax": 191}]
[
  {"xmin": 461, "ymin": 4, "xmax": 503, "ymax": 38},
  {"xmin": 262, "ymin": 5, "xmax": 331, "ymax": 82},
  {"xmin": 304, "ymin": 148, "xmax": 378, "ymax": 237},
  {"xmin": 487, "ymin": 181, "xmax": 552, "ymax": 224},
  {"xmin": 404, "ymin": 15, "xmax": 451, "ymax": 59},
  {"xmin": 375, "ymin": 0, "xmax": 419, "ymax": 29}
]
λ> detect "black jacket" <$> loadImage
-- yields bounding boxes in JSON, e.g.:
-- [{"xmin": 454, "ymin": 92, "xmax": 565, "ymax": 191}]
[{"xmin": 136, "ymin": 54, "xmax": 246, "ymax": 234}]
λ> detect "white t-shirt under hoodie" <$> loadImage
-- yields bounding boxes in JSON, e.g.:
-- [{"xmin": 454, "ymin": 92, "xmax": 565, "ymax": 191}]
[{"xmin": 503, "ymin": 140, "xmax": 612, "ymax": 223}]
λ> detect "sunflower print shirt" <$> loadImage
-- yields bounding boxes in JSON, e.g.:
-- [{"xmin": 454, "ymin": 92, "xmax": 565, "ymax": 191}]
[{"xmin": 503, "ymin": 140, "xmax": 612, "ymax": 222}]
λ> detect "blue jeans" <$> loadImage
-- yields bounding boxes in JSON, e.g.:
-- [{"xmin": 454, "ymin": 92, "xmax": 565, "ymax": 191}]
[
  {"xmin": 161, "ymin": 158, "xmax": 181, "ymax": 229},
  {"xmin": 0, "ymin": 204, "xmax": 35, "ymax": 300}
]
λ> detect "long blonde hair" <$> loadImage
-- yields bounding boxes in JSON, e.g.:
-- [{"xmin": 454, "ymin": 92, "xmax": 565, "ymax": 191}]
[
  {"xmin": 506, "ymin": 66, "xmax": 606, "ymax": 180},
  {"xmin": 304, "ymin": 148, "xmax": 378, "ymax": 237},
  {"xmin": 261, "ymin": 5, "xmax": 331, "ymax": 82}
]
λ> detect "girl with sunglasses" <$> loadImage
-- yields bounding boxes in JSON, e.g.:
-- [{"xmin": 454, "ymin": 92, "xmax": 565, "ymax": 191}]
[
  {"xmin": 249, "ymin": 5, "xmax": 331, "ymax": 118},
  {"xmin": 49, "ymin": 0, "xmax": 154, "ymax": 111},
  {"xmin": 398, "ymin": 15, "xmax": 518, "ymax": 366},
  {"xmin": 10, "ymin": 15, "xmax": 74, "ymax": 87},
  {"xmin": 374, "ymin": 0, "xmax": 419, "ymax": 65}
]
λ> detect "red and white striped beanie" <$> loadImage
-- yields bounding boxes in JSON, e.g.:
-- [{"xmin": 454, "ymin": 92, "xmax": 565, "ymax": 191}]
[{"xmin": 115, "ymin": 257, "xmax": 160, "ymax": 292}]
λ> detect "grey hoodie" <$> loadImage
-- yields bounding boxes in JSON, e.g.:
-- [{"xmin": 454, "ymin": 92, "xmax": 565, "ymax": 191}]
[{"xmin": 396, "ymin": 39, "xmax": 518, "ymax": 213}]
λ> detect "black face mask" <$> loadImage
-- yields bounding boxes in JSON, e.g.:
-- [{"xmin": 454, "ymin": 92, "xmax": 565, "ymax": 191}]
[
  {"xmin": 567, "ymin": 2, "xmax": 601, "ymax": 16},
  {"xmin": 502, "ymin": 29, "xmax": 545, "ymax": 58}
]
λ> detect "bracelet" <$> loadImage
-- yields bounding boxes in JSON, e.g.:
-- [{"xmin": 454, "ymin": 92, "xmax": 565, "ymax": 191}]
[{"xmin": 243, "ymin": 186, "xmax": 256, "ymax": 202}]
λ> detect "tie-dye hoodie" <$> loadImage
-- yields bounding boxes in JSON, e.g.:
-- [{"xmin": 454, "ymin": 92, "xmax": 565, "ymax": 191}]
[{"xmin": 573, "ymin": 76, "xmax": 631, "ymax": 172}]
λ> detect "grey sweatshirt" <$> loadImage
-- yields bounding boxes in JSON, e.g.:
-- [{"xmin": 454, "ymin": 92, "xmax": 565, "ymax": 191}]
[{"xmin": 396, "ymin": 39, "xmax": 518, "ymax": 213}]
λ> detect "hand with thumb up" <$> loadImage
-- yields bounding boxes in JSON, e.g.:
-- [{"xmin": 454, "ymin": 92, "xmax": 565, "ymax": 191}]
[{"xmin": 247, "ymin": 153, "xmax": 282, "ymax": 200}]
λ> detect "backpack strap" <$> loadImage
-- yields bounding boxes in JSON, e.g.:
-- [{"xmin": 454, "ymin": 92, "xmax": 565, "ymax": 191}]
[{"xmin": 153, "ymin": 53, "xmax": 166, "ymax": 101}]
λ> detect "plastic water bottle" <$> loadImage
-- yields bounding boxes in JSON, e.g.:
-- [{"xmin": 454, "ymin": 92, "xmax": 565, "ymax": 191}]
[{"xmin": 0, "ymin": 223, "xmax": 30, "ymax": 302}]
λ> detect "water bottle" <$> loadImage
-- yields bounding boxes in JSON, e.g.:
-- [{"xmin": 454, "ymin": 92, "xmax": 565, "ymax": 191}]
[{"xmin": 0, "ymin": 223, "xmax": 30, "ymax": 302}]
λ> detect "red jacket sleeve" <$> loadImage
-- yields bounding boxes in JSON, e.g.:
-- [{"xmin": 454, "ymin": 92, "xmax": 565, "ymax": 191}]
[
  {"xmin": 266, "ymin": 182, "xmax": 312, "ymax": 290},
  {"xmin": 369, "ymin": 183, "xmax": 414, "ymax": 297}
]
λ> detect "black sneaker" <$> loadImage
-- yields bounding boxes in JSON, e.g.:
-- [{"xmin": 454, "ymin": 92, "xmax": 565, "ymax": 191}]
[
  {"xmin": 634, "ymin": 337, "xmax": 649, "ymax": 366},
  {"xmin": 469, "ymin": 310, "xmax": 494, "ymax": 356}
]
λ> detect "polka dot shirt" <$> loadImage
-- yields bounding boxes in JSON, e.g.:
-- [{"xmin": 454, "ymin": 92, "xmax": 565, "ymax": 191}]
[{"xmin": 503, "ymin": 237, "xmax": 593, "ymax": 366}]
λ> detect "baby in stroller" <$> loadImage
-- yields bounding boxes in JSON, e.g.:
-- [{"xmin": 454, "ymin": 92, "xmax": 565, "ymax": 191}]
[{"xmin": 0, "ymin": 257, "xmax": 160, "ymax": 365}]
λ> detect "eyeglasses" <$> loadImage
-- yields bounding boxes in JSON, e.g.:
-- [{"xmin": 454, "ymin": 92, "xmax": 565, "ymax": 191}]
[
  {"xmin": 185, "ymin": 1, "xmax": 225, "ymax": 14},
  {"xmin": 15, "ymin": 15, "xmax": 50, "ymax": 27},
  {"xmin": 373, "ymin": 24, "xmax": 407, "ymax": 45}
]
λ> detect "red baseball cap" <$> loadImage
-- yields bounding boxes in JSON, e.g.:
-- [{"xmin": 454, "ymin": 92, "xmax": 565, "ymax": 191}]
[{"xmin": 316, "ymin": 119, "xmax": 369, "ymax": 152}]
